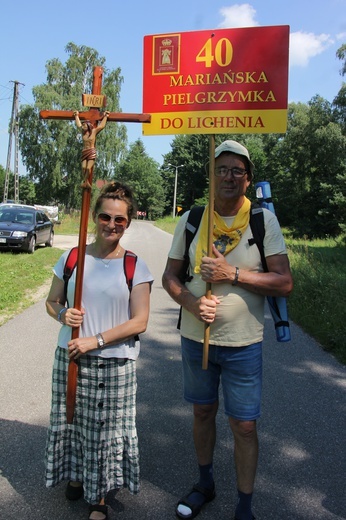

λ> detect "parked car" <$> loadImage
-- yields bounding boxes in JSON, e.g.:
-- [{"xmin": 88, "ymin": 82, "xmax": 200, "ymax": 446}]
[{"xmin": 0, "ymin": 203, "xmax": 54, "ymax": 253}]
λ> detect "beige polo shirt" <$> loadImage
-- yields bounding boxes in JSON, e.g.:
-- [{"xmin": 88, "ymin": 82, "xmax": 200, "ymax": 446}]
[{"xmin": 168, "ymin": 208, "xmax": 287, "ymax": 347}]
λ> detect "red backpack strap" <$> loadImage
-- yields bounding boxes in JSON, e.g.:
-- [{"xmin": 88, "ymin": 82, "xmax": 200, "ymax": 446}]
[
  {"xmin": 123, "ymin": 250, "xmax": 138, "ymax": 293},
  {"xmin": 63, "ymin": 246, "xmax": 78, "ymax": 303},
  {"xmin": 124, "ymin": 250, "xmax": 139, "ymax": 341}
]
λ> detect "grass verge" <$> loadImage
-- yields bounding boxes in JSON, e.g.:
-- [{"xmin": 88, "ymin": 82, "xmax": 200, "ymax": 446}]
[
  {"xmin": 286, "ymin": 238, "xmax": 346, "ymax": 365},
  {"xmin": 0, "ymin": 247, "xmax": 63, "ymax": 326},
  {"xmin": 55, "ymin": 213, "xmax": 94, "ymax": 234},
  {"xmin": 154, "ymin": 216, "xmax": 179, "ymax": 235}
]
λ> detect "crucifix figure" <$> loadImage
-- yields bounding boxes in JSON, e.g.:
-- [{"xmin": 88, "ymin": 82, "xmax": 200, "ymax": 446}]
[
  {"xmin": 40, "ymin": 66, "xmax": 151, "ymax": 423},
  {"xmin": 73, "ymin": 109, "xmax": 110, "ymax": 188}
]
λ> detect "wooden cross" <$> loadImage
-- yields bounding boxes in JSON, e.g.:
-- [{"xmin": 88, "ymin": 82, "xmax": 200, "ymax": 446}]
[
  {"xmin": 40, "ymin": 65, "xmax": 150, "ymax": 124},
  {"xmin": 40, "ymin": 66, "xmax": 151, "ymax": 423}
]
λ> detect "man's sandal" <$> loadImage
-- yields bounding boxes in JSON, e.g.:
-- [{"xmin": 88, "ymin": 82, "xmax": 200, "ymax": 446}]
[
  {"xmin": 176, "ymin": 483, "xmax": 216, "ymax": 519},
  {"xmin": 89, "ymin": 504, "xmax": 108, "ymax": 520}
]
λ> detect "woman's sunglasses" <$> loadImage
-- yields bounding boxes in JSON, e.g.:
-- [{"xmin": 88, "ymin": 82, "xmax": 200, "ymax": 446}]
[{"xmin": 97, "ymin": 213, "xmax": 128, "ymax": 227}]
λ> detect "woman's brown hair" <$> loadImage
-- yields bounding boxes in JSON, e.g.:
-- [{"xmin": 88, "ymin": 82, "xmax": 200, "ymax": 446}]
[{"xmin": 94, "ymin": 181, "xmax": 135, "ymax": 224}]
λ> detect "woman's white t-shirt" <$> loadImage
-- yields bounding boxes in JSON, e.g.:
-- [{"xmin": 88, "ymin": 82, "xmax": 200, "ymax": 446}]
[{"xmin": 54, "ymin": 250, "xmax": 153, "ymax": 359}]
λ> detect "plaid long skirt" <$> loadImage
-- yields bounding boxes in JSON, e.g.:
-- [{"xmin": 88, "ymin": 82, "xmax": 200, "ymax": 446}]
[{"xmin": 45, "ymin": 346, "xmax": 140, "ymax": 504}]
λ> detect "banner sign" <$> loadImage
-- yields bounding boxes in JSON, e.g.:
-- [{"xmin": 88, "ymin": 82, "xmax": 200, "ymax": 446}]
[{"xmin": 142, "ymin": 25, "xmax": 289, "ymax": 136}]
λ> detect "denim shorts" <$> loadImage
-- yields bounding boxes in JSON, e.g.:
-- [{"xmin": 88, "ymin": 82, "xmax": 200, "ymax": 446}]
[{"xmin": 181, "ymin": 337, "xmax": 262, "ymax": 421}]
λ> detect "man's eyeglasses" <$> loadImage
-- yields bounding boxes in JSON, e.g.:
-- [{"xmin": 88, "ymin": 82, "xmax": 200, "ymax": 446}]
[
  {"xmin": 97, "ymin": 213, "xmax": 128, "ymax": 227},
  {"xmin": 215, "ymin": 167, "xmax": 248, "ymax": 178}
]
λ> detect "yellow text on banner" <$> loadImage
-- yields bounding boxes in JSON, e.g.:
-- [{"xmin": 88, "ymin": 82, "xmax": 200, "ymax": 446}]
[{"xmin": 142, "ymin": 109, "xmax": 288, "ymax": 136}]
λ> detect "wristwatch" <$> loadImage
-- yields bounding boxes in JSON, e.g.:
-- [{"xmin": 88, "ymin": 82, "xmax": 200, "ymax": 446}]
[{"xmin": 96, "ymin": 333, "xmax": 105, "ymax": 349}]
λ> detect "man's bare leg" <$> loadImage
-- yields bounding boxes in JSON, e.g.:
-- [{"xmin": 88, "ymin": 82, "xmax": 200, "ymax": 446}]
[
  {"xmin": 193, "ymin": 401, "xmax": 219, "ymax": 464},
  {"xmin": 176, "ymin": 402, "xmax": 218, "ymax": 518},
  {"xmin": 229, "ymin": 417, "xmax": 258, "ymax": 519}
]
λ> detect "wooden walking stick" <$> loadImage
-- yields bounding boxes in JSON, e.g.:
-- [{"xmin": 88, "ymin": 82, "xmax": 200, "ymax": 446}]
[
  {"xmin": 202, "ymin": 134, "xmax": 215, "ymax": 370},
  {"xmin": 64, "ymin": 184, "xmax": 91, "ymax": 424},
  {"xmin": 40, "ymin": 66, "xmax": 151, "ymax": 423}
]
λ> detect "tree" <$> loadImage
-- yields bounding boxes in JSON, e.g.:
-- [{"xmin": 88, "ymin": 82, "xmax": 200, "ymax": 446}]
[
  {"xmin": 265, "ymin": 98, "xmax": 346, "ymax": 237},
  {"xmin": 19, "ymin": 176, "xmax": 36, "ymax": 205},
  {"xmin": 117, "ymin": 139, "xmax": 166, "ymax": 220},
  {"xmin": 336, "ymin": 43, "xmax": 346, "ymax": 76},
  {"xmin": 0, "ymin": 165, "xmax": 7, "ymax": 202},
  {"xmin": 162, "ymin": 134, "xmax": 211, "ymax": 213},
  {"xmin": 18, "ymin": 43, "xmax": 128, "ymax": 208},
  {"xmin": 317, "ymin": 124, "xmax": 346, "ymax": 235},
  {"xmin": 333, "ymin": 43, "xmax": 346, "ymax": 134},
  {"xmin": 0, "ymin": 165, "xmax": 36, "ymax": 204}
]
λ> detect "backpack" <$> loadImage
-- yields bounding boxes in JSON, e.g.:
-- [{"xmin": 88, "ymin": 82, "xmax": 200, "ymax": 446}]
[
  {"xmin": 178, "ymin": 204, "xmax": 290, "ymax": 341},
  {"xmin": 63, "ymin": 247, "xmax": 139, "ymax": 341},
  {"xmin": 63, "ymin": 247, "xmax": 138, "ymax": 304}
]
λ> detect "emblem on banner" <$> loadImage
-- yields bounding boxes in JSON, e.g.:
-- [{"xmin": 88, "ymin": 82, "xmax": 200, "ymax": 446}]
[{"xmin": 153, "ymin": 34, "xmax": 181, "ymax": 74}]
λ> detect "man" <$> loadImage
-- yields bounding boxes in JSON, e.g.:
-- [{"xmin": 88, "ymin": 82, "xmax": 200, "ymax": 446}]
[{"xmin": 162, "ymin": 140, "xmax": 293, "ymax": 520}]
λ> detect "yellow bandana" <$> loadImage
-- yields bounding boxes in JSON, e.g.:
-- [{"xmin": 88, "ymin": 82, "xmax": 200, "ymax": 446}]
[{"xmin": 194, "ymin": 197, "xmax": 251, "ymax": 274}]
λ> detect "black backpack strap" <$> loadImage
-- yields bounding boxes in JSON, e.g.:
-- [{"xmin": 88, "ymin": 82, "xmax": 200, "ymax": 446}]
[
  {"xmin": 178, "ymin": 206, "xmax": 205, "ymax": 329},
  {"xmin": 185, "ymin": 206, "xmax": 205, "ymax": 252},
  {"xmin": 181, "ymin": 206, "xmax": 205, "ymax": 283},
  {"xmin": 249, "ymin": 204, "xmax": 268, "ymax": 272}
]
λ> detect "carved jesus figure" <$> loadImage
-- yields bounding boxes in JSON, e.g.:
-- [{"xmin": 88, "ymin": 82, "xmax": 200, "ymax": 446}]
[{"xmin": 73, "ymin": 110, "xmax": 110, "ymax": 188}]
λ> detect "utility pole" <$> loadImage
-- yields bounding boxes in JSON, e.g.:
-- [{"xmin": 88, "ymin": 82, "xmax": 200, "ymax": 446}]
[
  {"xmin": 168, "ymin": 163, "xmax": 183, "ymax": 218},
  {"xmin": 3, "ymin": 80, "xmax": 24, "ymax": 203}
]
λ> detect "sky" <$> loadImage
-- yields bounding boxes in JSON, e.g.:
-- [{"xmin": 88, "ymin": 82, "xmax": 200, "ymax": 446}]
[{"xmin": 0, "ymin": 0, "xmax": 345, "ymax": 176}]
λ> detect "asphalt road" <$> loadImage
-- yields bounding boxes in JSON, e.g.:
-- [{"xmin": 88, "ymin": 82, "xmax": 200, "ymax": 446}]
[{"xmin": 0, "ymin": 221, "xmax": 345, "ymax": 520}]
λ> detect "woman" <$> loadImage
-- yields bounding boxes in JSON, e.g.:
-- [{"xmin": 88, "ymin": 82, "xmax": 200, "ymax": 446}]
[{"xmin": 45, "ymin": 181, "xmax": 153, "ymax": 520}]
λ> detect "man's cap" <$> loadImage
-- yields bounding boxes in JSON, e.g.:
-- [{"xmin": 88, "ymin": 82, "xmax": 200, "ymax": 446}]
[{"xmin": 215, "ymin": 140, "xmax": 255, "ymax": 177}]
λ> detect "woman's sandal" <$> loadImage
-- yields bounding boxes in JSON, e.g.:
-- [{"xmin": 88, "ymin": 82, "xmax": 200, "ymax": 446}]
[
  {"xmin": 176, "ymin": 483, "xmax": 216, "ymax": 519},
  {"xmin": 88, "ymin": 504, "xmax": 108, "ymax": 520},
  {"xmin": 65, "ymin": 481, "xmax": 83, "ymax": 501}
]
